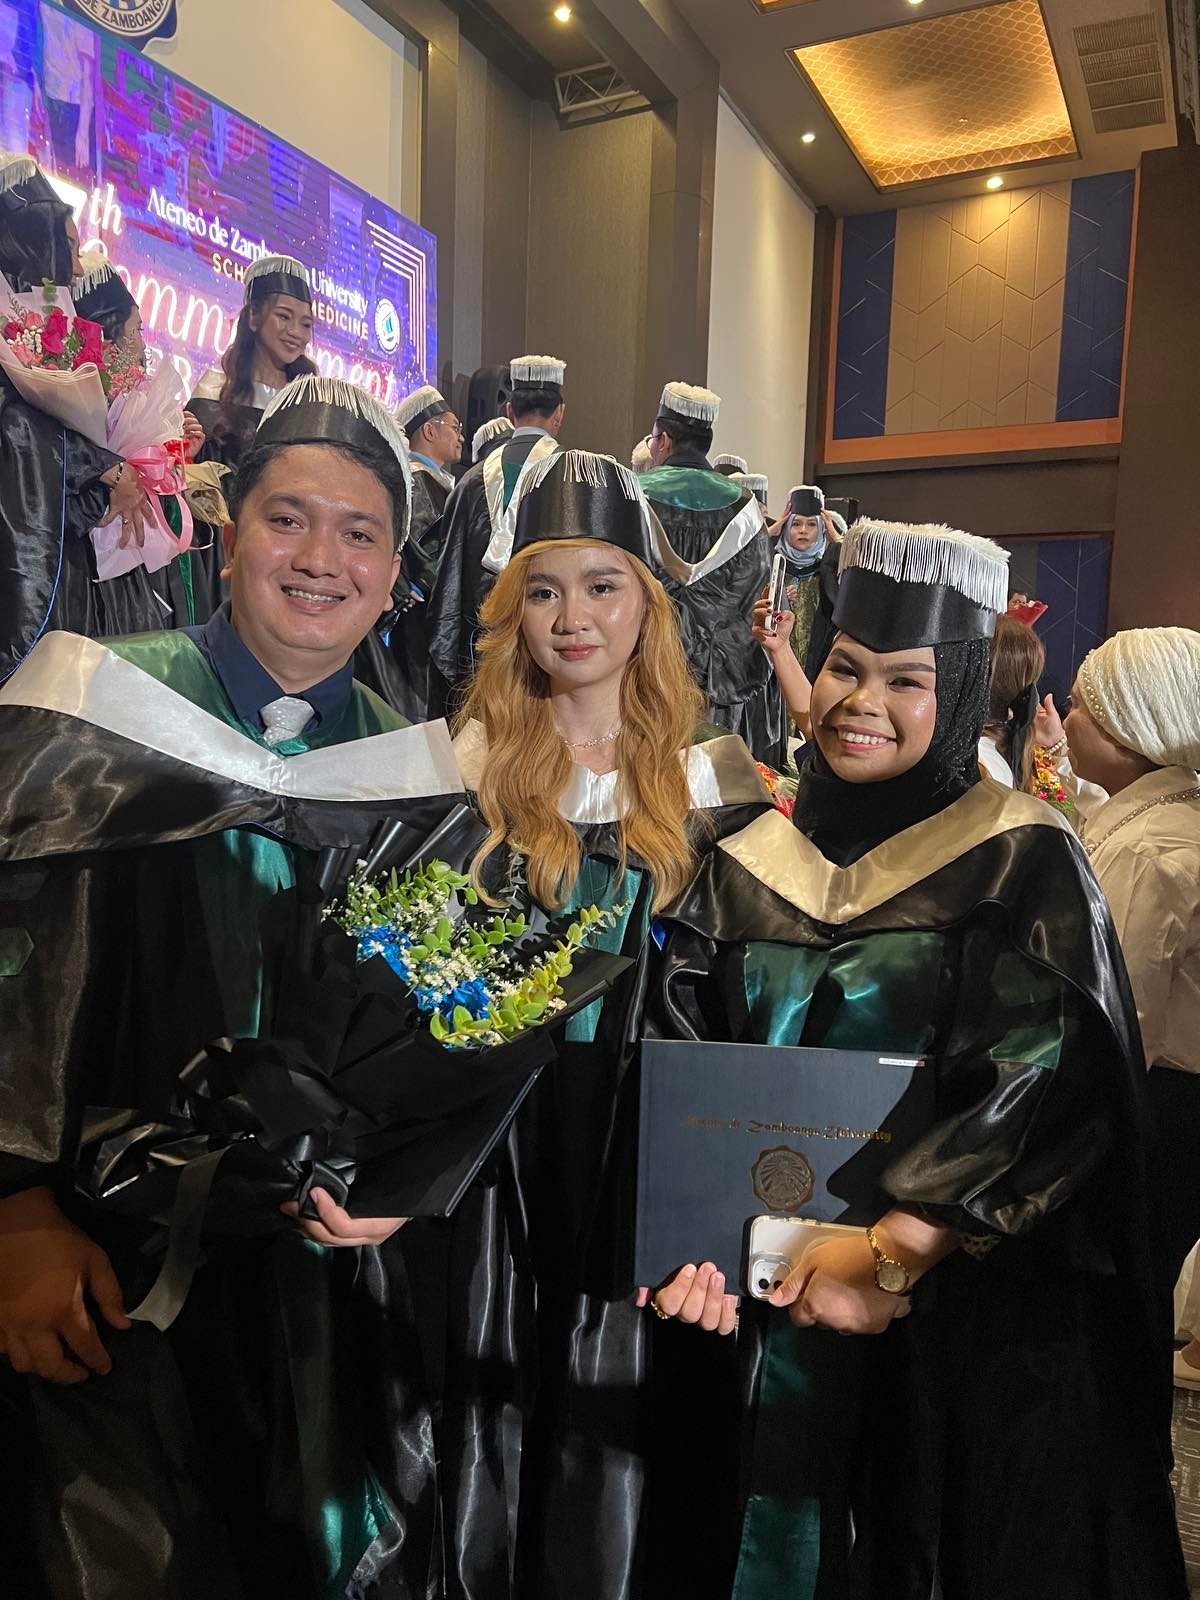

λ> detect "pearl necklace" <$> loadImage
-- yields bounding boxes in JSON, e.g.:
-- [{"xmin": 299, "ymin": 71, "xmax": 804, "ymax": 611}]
[
  {"xmin": 561, "ymin": 724, "xmax": 622, "ymax": 750},
  {"xmin": 1084, "ymin": 786, "xmax": 1200, "ymax": 856}
]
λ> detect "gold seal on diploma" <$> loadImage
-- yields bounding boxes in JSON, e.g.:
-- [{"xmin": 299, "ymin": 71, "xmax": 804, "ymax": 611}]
[{"xmin": 751, "ymin": 1145, "xmax": 815, "ymax": 1212}]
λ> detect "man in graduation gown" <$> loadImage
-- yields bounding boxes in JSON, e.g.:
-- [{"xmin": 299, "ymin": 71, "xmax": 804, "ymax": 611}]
[
  {"xmin": 641, "ymin": 383, "xmax": 782, "ymax": 764},
  {"xmin": 0, "ymin": 376, "xmax": 466, "ymax": 1600},
  {"xmin": 424, "ymin": 355, "xmax": 565, "ymax": 711},
  {"xmin": 386, "ymin": 384, "xmax": 463, "ymax": 720}
]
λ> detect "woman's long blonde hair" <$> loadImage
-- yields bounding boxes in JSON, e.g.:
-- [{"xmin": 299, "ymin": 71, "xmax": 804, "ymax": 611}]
[{"xmin": 456, "ymin": 538, "xmax": 705, "ymax": 911}]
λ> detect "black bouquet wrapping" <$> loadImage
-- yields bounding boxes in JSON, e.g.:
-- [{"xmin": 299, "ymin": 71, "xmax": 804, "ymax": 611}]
[{"xmin": 74, "ymin": 807, "xmax": 632, "ymax": 1326}]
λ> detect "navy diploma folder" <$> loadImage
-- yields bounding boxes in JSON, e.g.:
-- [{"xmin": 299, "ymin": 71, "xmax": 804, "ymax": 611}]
[{"xmin": 634, "ymin": 1039, "xmax": 933, "ymax": 1289}]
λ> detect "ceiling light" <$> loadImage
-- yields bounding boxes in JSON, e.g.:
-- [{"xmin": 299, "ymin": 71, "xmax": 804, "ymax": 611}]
[
  {"xmin": 801, "ymin": 131, "xmax": 816, "ymax": 144},
  {"xmin": 906, "ymin": 1, "xmax": 925, "ymax": 7},
  {"xmin": 986, "ymin": 174, "xmax": 1004, "ymax": 190},
  {"xmin": 553, "ymin": 4, "xmax": 572, "ymax": 19}
]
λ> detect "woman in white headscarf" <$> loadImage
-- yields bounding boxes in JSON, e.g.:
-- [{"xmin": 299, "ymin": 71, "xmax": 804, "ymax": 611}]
[{"xmin": 1063, "ymin": 626, "xmax": 1200, "ymax": 1385}]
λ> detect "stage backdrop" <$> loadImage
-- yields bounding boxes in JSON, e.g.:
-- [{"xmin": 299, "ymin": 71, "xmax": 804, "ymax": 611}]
[{"xmin": 0, "ymin": 0, "xmax": 436, "ymax": 404}]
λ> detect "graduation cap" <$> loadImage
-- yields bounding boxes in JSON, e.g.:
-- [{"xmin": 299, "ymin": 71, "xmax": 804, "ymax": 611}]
[
  {"xmin": 472, "ymin": 415, "xmax": 513, "ymax": 463},
  {"xmin": 244, "ymin": 253, "xmax": 311, "ymax": 305},
  {"xmin": 509, "ymin": 354, "xmax": 565, "ymax": 405},
  {"xmin": 713, "ymin": 452, "xmax": 748, "ymax": 476},
  {"xmin": 733, "ymin": 471, "xmax": 769, "ymax": 506},
  {"xmin": 73, "ymin": 253, "xmax": 137, "ymax": 328},
  {"xmin": 395, "ymin": 383, "xmax": 452, "ymax": 439},
  {"xmin": 657, "ymin": 381, "xmax": 720, "ymax": 429},
  {"xmin": 255, "ymin": 375, "xmax": 414, "ymax": 543},
  {"xmin": 834, "ymin": 519, "xmax": 1009, "ymax": 652},
  {"xmin": 0, "ymin": 153, "xmax": 72, "ymax": 289},
  {"xmin": 502, "ymin": 448, "xmax": 688, "ymax": 581},
  {"xmin": 788, "ymin": 484, "xmax": 825, "ymax": 518}
]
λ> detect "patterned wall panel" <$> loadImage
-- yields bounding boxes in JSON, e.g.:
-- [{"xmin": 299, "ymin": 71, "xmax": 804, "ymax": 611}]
[
  {"xmin": 885, "ymin": 186, "xmax": 1070, "ymax": 431},
  {"xmin": 1056, "ymin": 172, "xmax": 1136, "ymax": 422},
  {"xmin": 832, "ymin": 210, "xmax": 896, "ymax": 439},
  {"xmin": 831, "ymin": 172, "xmax": 1135, "ymax": 450},
  {"xmin": 998, "ymin": 536, "xmax": 1112, "ymax": 703}
]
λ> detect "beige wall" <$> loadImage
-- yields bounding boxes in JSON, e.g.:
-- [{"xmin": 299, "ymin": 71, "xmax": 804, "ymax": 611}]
[
  {"xmin": 145, "ymin": 0, "xmax": 422, "ymax": 219},
  {"xmin": 707, "ymin": 95, "xmax": 814, "ymax": 506},
  {"xmin": 526, "ymin": 103, "xmax": 653, "ymax": 457},
  {"xmin": 885, "ymin": 184, "xmax": 1070, "ymax": 434}
]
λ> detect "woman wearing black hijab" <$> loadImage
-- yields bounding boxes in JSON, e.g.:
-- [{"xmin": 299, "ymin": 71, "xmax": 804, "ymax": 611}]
[
  {"xmin": 0, "ymin": 154, "xmax": 156, "ymax": 680},
  {"xmin": 646, "ymin": 520, "xmax": 1186, "ymax": 1600}
]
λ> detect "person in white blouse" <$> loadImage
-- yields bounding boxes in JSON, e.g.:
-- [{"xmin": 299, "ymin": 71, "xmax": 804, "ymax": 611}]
[{"xmin": 1063, "ymin": 627, "xmax": 1200, "ymax": 1387}]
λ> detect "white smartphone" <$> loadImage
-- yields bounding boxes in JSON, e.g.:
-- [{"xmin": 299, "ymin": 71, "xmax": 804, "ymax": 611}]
[
  {"xmin": 746, "ymin": 1215, "xmax": 864, "ymax": 1300},
  {"xmin": 765, "ymin": 551, "xmax": 787, "ymax": 635}
]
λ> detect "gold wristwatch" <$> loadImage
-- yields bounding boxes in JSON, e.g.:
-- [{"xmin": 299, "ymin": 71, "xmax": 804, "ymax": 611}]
[{"xmin": 867, "ymin": 1226, "xmax": 913, "ymax": 1296}]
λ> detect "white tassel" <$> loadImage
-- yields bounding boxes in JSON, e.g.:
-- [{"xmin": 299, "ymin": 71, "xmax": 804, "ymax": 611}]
[
  {"xmin": 74, "ymin": 258, "xmax": 123, "ymax": 298},
  {"xmin": 713, "ymin": 453, "xmax": 748, "ymax": 472},
  {"xmin": 839, "ymin": 520, "xmax": 1010, "ymax": 615},
  {"xmin": 245, "ymin": 254, "xmax": 308, "ymax": 290},
  {"xmin": 734, "ymin": 473, "xmax": 769, "ymax": 496},
  {"xmin": 0, "ymin": 154, "xmax": 39, "ymax": 196},
  {"xmin": 523, "ymin": 448, "xmax": 642, "ymax": 502},
  {"xmin": 659, "ymin": 381, "xmax": 720, "ymax": 423},
  {"xmin": 510, "ymin": 355, "xmax": 565, "ymax": 385},
  {"xmin": 472, "ymin": 416, "xmax": 512, "ymax": 460},
  {"xmin": 393, "ymin": 384, "xmax": 447, "ymax": 431},
  {"xmin": 788, "ymin": 483, "xmax": 824, "ymax": 506}
]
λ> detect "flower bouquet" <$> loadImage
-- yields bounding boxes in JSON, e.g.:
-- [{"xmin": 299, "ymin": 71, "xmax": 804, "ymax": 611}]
[
  {"xmin": 0, "ymin": 282, "xmax": 110, "ymax": 445},
  {"xmin": 75, "ymin": 809, "xmax": 633, "ymax": 1325},
  {"xmin": 1032, "ymin": 749, "xmax": 1077, "ymax": 819},
  {"xmin": 89, "ymin": 354, "xmax": 192, "ymax": 581}
]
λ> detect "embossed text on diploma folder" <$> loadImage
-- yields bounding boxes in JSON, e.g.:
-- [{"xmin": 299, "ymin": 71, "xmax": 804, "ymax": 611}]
[{"xmin": 634, "ymin": 1040, "xmax": 933, "ymax": 1287}]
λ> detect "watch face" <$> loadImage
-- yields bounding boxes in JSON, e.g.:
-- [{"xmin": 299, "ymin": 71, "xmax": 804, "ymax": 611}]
[{"xmin": 877, "ymin": 1261, "xmax": 909, "ymax": 1294}]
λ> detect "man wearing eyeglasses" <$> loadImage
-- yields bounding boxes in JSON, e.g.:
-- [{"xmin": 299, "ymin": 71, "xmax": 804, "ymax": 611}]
[{"xmin": 394, "ymin": 384, "xmax": 464, "ymax": 553}]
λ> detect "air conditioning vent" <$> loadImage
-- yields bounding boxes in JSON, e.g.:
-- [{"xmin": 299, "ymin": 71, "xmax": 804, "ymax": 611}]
[
  {"xmin": 1092, "ymin": 99, "xmax": 1166, "ymax": 131},
  {"xmin": 1073, "ymin": 13, "xmax": 1168, "ymax": 132}
]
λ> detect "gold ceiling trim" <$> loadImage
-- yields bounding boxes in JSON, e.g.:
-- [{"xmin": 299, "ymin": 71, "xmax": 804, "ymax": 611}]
[{"xmin": 791, "ymin": 0, "xmax": 1078, "ymax": 191}]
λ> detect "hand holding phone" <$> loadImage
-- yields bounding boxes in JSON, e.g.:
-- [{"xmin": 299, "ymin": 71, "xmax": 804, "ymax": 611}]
[{"xmin": 765, "ymin": 552, "xmax": 787, "ymax": 635}]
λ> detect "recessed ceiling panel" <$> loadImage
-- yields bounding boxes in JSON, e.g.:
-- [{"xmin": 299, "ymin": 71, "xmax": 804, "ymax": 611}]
[{"xmin": 791, "ymin": 0, "xmax": 1078, "ymax": 190}]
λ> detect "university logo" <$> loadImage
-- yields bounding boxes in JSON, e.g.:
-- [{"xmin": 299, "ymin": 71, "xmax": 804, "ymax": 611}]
[
  {"xmin": 66, "ymin": 1, "xmax": 179, "ymax": 48},
  {"xmin": 374, "ymin": 297, "xmax": 401, "ymax": 355},
  {"xmin": 750, "ymin": 1145, "xmax": 815, "ymax": 1213}
]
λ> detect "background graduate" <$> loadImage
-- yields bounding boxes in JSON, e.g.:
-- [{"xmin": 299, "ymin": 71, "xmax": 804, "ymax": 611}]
[
  {"xmin": 0, "ymin": 375, "xmax": 465, "ymax": 1600},
  {"xmin": 640, "ymin": 381, "xmax": 782, "ymax": 764},
  {"xmin": 0, "ymin": 153, "xmax": 157, "ymax": 678},
  {"xmin": 648, "ymin": 519, "xmax": 1186, "ymax": 1600},
  {"xmin": 425, "ymin": 354, "xmax": 565, "ymax": 710},
  {"xmin": 401, "ymin": 448, "xmax": 770, "ymax": 1600}
]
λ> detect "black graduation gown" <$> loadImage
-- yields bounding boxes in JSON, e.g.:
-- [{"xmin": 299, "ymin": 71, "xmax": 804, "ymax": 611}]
[
  {"xmin": 397, "ymin": 727, "xmax": 772, "ymax": 1600},
  {"xmin": 803, "ymin": 539, "xmax": 841, "ymax": 679},
  {"xmin": 643, "ymin": 448, "xmax": 784, "ymax": 766},
  {"xmin": 0, "ymin": 372, "xmax": 166, "ymax": 681},
  {"xmin": 0, "ymin": 631, "xmax": 465, "ymax": 1599},
  {"xmin": 648, "ymin": 786, "xmax": 1187, "ymax": 1600},
  {"xmin": 386, "ymin": 466, "xmax": 452, "ymax": 723},
  {"xmin": 424, "ymin": 433, "xmax": 554, "ymax": 715}
]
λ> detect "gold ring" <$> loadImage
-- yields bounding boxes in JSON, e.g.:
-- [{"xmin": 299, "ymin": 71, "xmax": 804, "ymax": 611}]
[{"xmin": 650, "ymin": 1294, "xmax": 670, "ymax": 1321}]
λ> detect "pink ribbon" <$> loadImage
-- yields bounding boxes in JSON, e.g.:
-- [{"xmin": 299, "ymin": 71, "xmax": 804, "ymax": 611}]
[{"xmin": 126, "ymin": 444, "xmax": 194, "ymax": 557}]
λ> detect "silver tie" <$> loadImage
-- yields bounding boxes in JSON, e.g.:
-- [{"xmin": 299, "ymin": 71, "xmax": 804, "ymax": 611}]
[{"xmin": 259, "ymin": 696, "xmax": 314, "ymax": 747}]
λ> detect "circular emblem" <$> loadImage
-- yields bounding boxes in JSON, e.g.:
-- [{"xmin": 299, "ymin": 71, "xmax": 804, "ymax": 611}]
[
  {"xmin": 69, "ymin": 1, "xmax": 177, "ymax": 42},
  {"xmin": 751, "ymin": 1145, "xmax": 815, "ymax": 1213},
  {"xmin": 374, "ymin": 297, "xmax": 401, "ymax": 354}
]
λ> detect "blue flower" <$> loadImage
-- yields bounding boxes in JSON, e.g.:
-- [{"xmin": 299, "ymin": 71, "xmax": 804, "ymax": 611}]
[
  {"xmin": 415, "ymin": 977, "xmax": 493, "ymax": 1021},
  {"xmin": 357, "ymin": 924, "xmax": 413, "ymax": 981}
]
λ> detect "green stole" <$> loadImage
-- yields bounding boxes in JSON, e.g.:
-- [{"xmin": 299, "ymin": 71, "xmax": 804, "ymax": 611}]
[
  {"xmin": 104, "ymin": 630, "xmax": 407, "ymax": 1599},
  {"xmin": 640, "ymin": 464, "xmax": 744, "ymax": 512}
]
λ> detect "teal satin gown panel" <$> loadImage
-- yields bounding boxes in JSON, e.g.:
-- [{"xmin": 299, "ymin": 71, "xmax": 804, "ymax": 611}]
[
  {"xmin": 735, "ymin": 935, "xmax": 944, "ymax": 1600},
  {"xmin": 743, "ymin": 934, "xmax": 946, "ymax": 1058},
  {"xmin": 562, "ymin": 855, "xmax": 649, "ymax": 1045},
  {"xmin": 732, "ymin": 929, "xmax": 1074, "ymax": 1600}
]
